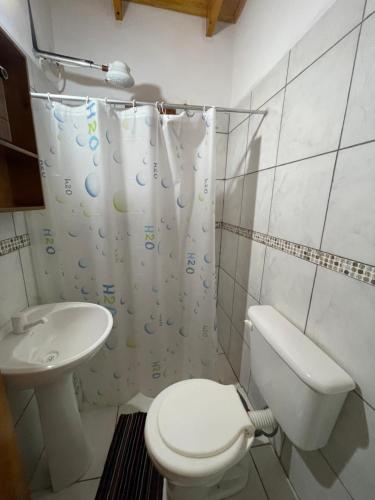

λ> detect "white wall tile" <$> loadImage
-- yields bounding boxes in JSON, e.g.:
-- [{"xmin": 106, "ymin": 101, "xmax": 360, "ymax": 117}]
[
  {"xmin": 288, "ymin": 0, "xmax": 365, "ymax": 82},
  {"xmin": 321, "ymin": 142, "xmax": 375, "ymax": 264},
  {"xmin": 228, "ymin": 326, "xmax": 244, "ymax": 379},
  {"xmin": 281, "ymin": 440, "xmax": 353, "ymax": 500},
  {"xmin": 216, "ymin": 133, "xmax": 228, "ymax": 179},
  {"xmin": 218, "ymin": 268, "xmax": 235, "ymax": 318},
  {"xmin": 0, "ymin": 213, "xmax": 15, "ymax": 240},
  {"xmin": 20, "ymin": 246, "xmax": 40, "ymax": 307},
  {"xmin": 240, "ymin": 169, "xmax": 274, "ymax": 234},
  {"xmin": 235, "ymin": 237, "xmax": 265, "ymax": 301},
  {"xmin": 216, "ymin": 112, "xmax": 229, "ymax": 133},
  {"xmin": 342, "ymin": 15, "xmax": 375, "ymax": 147},
  {"xmin": 6, "ymin": 387, "xmax": 33, "ymax": 425},
  {"xmin": 223, "ymin": 176, "xmax": 244, "ymax": 226},
  {"xmin": 251, "ymin": 445, "xmax": 298, "ymax": 500},
  {"xmin": 0, "ymin": 251, "xmax": 28, "ymax": 327},
  {"xmin": 13, "ymin": 212, "xmax": 27, "ymax": 235},
  {"xmin": 232, "ymin": 281, "xmax": 258, "ymax": 339},
  {"xmin": 252, "ymin": 54, "xmax": 289, "ymax": 110},
  {"xmin": 226, "ymin": 118, "xmax": 249, "ymax": 178},
  {"xmin": 215, "ymin": 228, "xmax": 221, "ymax": 266},
  {"xmin": 220, "ymin": 229, "xmax": 238, "ymax": 278},
  {"xmin": 247, "ymin": 91, "xmax": 284, "ymax": 173},
  {"xmin": 216, "ymin": 353, "xmax": 237, "ymax": 384},
  {"xmin": 217, "ymin": 304, "xmax": 231, "ymax": 354},
  {"xmin": 269, "ymin": 153, "xmax": 335, "ymax": 247},
  {"xmin": 278, "ymin": 29, "xmax": 359, "ymax": 165},
  {"xmin": 15, "ymin": 395, "xmax": 44, "ymax": 482},
  {"xmin": 365, "ymin": 0, "xmax": 375, "ymax": 15},
  {"xmin": 215, "ymin": 179, "xmax": 225, "ymax": 221},
  {"xmin": 261, "ymin": 247, "xmax": 316, "ymax": 331},
  {"xmin": 229, "ymin": 95, "xmax": 251, "ymax": 132},
  {"xmin": 306, "ymin": 267, "xmax": 375, "ymax": 408},
  {"xmin": 322, "ymin": 392, "xmax": 375, "ymax": 500},
  {"xmin": 239, "ymin": 338, "xmax": 251, "ymax": 391}
]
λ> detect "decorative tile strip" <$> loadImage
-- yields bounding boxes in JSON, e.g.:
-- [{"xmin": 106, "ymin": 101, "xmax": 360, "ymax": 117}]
[
  {"xmin": 220, "ymin": 222, "xmax": 375, "ymax": 286},
  {"xmin": 0, "ymin": 234, "xmax": 30, "ymax": 257}
]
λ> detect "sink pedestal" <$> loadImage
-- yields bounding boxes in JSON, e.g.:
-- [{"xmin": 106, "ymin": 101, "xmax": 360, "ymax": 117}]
[{"xmin": 35, "ymin": 372, "xmax": 92, "ymax": 491}]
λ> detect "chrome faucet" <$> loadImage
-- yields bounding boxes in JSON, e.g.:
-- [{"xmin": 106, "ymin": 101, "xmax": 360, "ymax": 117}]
[{"xmin": 11, "ymin": 312, "xmax": 47, "ymax": 334}]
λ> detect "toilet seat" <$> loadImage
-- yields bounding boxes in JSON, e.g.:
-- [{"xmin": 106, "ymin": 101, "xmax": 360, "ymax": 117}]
[{"xmin": 144, "ymin": 379, "xmax": 254, "ymax": 484}]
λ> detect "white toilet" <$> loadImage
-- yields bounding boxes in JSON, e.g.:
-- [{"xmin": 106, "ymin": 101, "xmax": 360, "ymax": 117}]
[{"xmin": 145, "ymin": 305, "xmax": 355, "ymax": 500}]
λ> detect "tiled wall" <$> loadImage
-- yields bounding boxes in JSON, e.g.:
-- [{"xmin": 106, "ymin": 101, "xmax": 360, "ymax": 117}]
[
  {"xmin": 0, "ymin": 212, "xmax": 43, "ymax": 482},
  {"xmin": 216, "ymin": 1, "xmax": 375, "ymax": 499}
]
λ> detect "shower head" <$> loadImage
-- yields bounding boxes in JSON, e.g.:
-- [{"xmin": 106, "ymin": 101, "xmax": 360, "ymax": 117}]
[{"xmin": 104, "ymin": 61, "xmax": 135, "ymax": 88}]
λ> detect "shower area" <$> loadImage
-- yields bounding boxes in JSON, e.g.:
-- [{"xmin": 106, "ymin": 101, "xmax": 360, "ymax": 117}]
[{"xmin": 27, "ymin": 93, "xmax": 256, "ymax": 407}]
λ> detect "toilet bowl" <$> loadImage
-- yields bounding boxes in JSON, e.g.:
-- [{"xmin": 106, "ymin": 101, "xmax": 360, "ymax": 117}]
[
  {"xmin": 144, "ymin": 379, "xmax": 254, "ymax": 500},
  {"xmin": 145, "ymin": 305, "xmax": 355, "ymax": 500}
]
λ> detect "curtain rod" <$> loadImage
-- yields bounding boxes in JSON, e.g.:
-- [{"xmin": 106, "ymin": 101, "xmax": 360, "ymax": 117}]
[{"xmin": 29, "ymin": 92, "xmax": 266, "ymax": 115}]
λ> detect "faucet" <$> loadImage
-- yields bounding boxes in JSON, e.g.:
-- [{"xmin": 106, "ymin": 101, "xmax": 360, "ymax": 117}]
[{"xmin": 11, "ymin": 312, "xmax": 48, "ymax": 334}]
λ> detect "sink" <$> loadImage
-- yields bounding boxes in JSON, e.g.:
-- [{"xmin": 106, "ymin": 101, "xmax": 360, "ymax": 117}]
[{"xmin": 0, "ymin": 302, "xmax": 113, "ymax": 491}]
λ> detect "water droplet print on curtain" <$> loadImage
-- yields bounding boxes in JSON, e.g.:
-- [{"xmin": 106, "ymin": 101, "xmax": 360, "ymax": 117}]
[{"xmin": 28, "ymin": 100, "xmax": 218, "ymax": 406}]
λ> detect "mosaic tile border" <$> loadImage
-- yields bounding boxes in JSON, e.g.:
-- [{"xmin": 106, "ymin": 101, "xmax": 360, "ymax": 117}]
[
  {"xmin": 218, "ymin": 222, "xmax": 375, "ymax": 286},
  {"xmin": 0, "ymin": 234, "xmax": 30, "ymax": 257}
]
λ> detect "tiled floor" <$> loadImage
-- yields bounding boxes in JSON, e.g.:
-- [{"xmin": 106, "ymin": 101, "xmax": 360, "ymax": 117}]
[{"xmin": 30, "ymin": 354, "xmax": 297, "ymax": 500}]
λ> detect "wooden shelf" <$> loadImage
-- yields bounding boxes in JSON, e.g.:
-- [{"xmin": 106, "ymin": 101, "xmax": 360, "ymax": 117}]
[{"xmin": 0, "ymin": 26, "xmax": 44, "ymax": 211}]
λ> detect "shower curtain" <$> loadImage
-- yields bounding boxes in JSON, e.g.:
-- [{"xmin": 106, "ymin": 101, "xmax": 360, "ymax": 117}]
[{"xmin": 28, "ymin": 99, "xmax": 218, "ymax": 406}]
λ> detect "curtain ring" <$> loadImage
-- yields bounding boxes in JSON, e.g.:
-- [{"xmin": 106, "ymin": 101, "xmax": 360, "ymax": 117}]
[
  {"xmin": 47, "ymin": 92, "xmax": 53, "ymax": 108},
  {"xmin": 104, "ymin": 96, "xmax": 108, "ymax": 106},
  {"xmin": 155, "ymin": 101, "xmax": 160, "ymax": 113},
  {"xmin": 132, "ymin": 99, "xmax": 137, "ymax": 113},
  {"xmin": 160, "ymin": 101, "xmax": 166, "ymax": 115},
  {"xmin": 85, "ymin": 95, "xmax": 89, "ymax": 105}
]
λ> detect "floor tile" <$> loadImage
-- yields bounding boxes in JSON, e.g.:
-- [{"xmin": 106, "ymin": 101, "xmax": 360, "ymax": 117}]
[
  {"xmin": 32, "ymin": 479, "xmax": 100, "ymax": 500},
  {"xmin": 252, "ymin": 445, "xmax": 297, "ymax": 500},
  {"xmin": 227, "ymin": 453, "xmax": 268, "ymax": 500},
  {"xmin": 79, "ymin": 406, "xmax": 117, "ymax": 481},
  {"xmin": 281, "ymin": 439, "xmax": 352, "ymax": 500}
]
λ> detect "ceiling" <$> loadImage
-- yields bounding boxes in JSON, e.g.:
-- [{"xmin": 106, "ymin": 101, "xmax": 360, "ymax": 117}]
[{"xmin": 112, "ymin": 0, "xmax": 247, "ymax": 36}]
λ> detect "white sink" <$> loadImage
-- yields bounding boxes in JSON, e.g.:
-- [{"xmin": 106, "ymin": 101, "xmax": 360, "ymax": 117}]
[{"xmin": 0, "ymin": 302, "xmax": 113, "ymax": 491}]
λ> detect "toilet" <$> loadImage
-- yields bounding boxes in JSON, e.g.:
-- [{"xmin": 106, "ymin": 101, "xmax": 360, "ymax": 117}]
[{"xmin": 145, "ymin": 305, "xmax": 355, "ymax": 500}]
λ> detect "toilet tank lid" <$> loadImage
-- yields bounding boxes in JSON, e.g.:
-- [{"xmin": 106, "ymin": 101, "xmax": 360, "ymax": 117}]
[{"xmin": 248, "ymin": 305, "xmax": 355, "ymax": 395}]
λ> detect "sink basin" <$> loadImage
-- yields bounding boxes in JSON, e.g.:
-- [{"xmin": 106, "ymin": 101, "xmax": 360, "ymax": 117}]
[
  {"xmin": 0, "ymin": 302, "xmax": 113, "ymax": 491},
  {"xmin": 0, "ymin": 302, "xmax": 113, "ymax": 388}
]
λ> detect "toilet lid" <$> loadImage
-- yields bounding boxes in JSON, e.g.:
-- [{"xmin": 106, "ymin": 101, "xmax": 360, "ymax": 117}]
[{"xmin": 157, "ymin": 379, "xmax": 253, "ymax": 458}]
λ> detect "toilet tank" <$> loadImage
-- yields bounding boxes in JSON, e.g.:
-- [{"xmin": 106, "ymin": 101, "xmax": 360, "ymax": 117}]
[{"xmin": 247, "ymin": 305, "xmax": 355, "ymax": 450}]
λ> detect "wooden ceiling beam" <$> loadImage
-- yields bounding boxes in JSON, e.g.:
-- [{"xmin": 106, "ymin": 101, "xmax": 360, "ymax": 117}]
[
  {"xmin": 206, "ymin": 0, "xmax": 225, "ymax": 37},
  {"xmin": 113, "ymin": 0, "xmax": 124, "ymax": 20}
]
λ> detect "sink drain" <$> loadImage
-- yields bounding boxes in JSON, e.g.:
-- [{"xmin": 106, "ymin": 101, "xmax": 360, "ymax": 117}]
[{"xmin": 43, "ymin": 351, "xmax": 59, "ymax": 363}]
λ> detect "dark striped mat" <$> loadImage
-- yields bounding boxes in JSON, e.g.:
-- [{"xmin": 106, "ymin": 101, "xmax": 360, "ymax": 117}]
[{"xmin": 95, "ymin": 412, "xmax": 164, "ymax": 500}]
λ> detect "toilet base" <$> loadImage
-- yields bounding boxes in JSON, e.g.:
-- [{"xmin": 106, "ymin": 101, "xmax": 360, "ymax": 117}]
[{"xmin": 166, "ymin": 454, "xmax": 250, "ymax": 500}]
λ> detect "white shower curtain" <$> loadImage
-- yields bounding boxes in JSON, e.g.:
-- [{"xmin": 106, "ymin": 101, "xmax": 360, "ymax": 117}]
[{"xmin": 28, "ymin": 100, "xmax": 218, "ymax": 406}]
